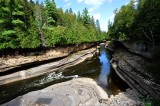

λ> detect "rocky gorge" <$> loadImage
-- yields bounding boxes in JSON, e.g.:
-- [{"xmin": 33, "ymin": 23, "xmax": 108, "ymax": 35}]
[{"xmin": 0, "ymin": 42, "xmax": 146, "ymax": 106}]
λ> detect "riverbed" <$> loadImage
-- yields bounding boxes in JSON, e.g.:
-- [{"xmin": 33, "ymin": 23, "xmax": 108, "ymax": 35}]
[{"xmin": 0, "ymin": 44, "xmax": 129, "ymax": 104}]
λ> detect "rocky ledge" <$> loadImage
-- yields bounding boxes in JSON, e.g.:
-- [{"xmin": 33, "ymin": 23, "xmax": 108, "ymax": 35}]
[
  {"xmin": 0, "ymin": 48, "xmax": 96, "ymax": 85},
  {"xmin": 2, "ymin": 78, "xmax": 143, "ymax": 106},
  {"xmin": 0, "ymin": 43, "xmax": 96, "ymax": 73},
  {"xmin": 107, "ymin": 41, "xmax": 160, "ymax": 99}
]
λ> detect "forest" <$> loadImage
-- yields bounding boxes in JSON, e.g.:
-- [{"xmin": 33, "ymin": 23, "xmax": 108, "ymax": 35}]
[{"xmin": 0, "ymin": 0, "xmax": 107, "ymax": 49}]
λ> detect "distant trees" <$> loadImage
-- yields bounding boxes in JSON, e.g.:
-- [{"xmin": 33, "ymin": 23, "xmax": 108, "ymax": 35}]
[
  {"xmin": 96, "ymin": 19, "xmax": 100, "ymax": 31},
  {"xmin": 0, "ymin": 0, "xmax": 107, "ymax": 49}
]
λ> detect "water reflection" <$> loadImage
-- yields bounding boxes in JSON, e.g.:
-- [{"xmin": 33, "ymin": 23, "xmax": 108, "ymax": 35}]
[{"xmin": 98, "ymin": 45, "xmax": 111, "ymax": 87}]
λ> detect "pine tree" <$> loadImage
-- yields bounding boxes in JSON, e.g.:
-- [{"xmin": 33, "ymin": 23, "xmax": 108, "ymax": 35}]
[
  {"xmin": 77, "ymin": 11, "xmax": 82, "ymax": 22},
  {"xmin": 96, "ymin": 19, "xmax": 100, "ymax": 31},
  {"xmin": 91, "ymin": 16, "xmax": 95, "ymax": 27},
  {"xmin": 69, "ymin": 8, "xmax": 73, "ymax": 14},
  {"xmin": 45, "ymin": 0, "xmax": 57, "ymax": 26},
  {"xmin": 82, "ymin": 8, "xmax": 90, "ymax": 25}
]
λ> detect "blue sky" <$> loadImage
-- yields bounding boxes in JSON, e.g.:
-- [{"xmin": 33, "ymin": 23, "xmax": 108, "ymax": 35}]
[
  {"xmin": 54, "ymin": 0, "xmax": 130, "ymax": 31},
  {"xmin": 37, "ymin": 0, "xmax": 130, "ymax": 31}
]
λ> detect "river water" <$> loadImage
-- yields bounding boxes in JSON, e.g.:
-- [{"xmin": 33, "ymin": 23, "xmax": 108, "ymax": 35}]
[{"xmin": 0, "ymin": 44, "xmax": 129, "ymax": 104}]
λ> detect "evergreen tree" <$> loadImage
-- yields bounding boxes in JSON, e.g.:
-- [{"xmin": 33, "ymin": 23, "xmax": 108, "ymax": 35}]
[
  {"xmin": 82, "ymin": 8, "xmax": 90, "ymax": 25},
  {"xmin": 45, "ymin": 0, "xmax": 57, "ymax": 26},
  {"xmin": 69, "ymin": 8, "xmax": 73, "ymax": 14},
  {"xmin": 96, "ymin": 19, "xmax": 100, "ymax": 31},
  {"xmin": 0, "ymin": 0, "xmax": 25, "ymax": 48},
  {"xmin": 77, "ymin": 11, "xmax": 82, "ymax": 22},
  {"xmin": 91, "ymin": 16, "xmax": 95, "ymax": 27}
]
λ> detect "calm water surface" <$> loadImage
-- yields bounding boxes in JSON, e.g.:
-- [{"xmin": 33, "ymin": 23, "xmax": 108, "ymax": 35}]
[{"xmin": 0, "ymin": 45, "xmax": 129, "ymax": 104}]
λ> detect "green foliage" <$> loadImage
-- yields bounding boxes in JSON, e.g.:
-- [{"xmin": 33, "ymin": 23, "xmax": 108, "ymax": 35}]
[
  {"xmin": 2, "ymin": 30, "xmax": 16, "ymax": 36},
  {"xmin": 119, "ymin": 32, "xmax": 127, "ymax": 41},
  {"xmin": 0, "ymin": 0, "xmax": 105, "ymax": 50},
  {"xmin": 108, "ymin": 0, "xmax": 160, "ymax": 43},
  {"xmin": 44, "ymin": 26, "xmax": 65, "ymax": 46},
  {"xmin": 140, "ymin": 96, "xmax": 160, "ymax": 106},
  {"xmin": 12, "ymin": 19, "xmax": 24, "ymax": 25},
  {"xmin": 12, "ymin": 11, "xmax": 25, "ymax": 16},
  {"xmin": 0, "ymin": 20, "xmax": 4, "ymax": 24}
]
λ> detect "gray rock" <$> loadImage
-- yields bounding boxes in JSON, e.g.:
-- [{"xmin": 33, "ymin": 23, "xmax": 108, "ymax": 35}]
[
  {"xmin": 2, "ymin": 78, "xmax": 143, "ymax": 106},
  {"xmin": 110, "ymin": 46, "xmax": 160, "ymax": 98}
]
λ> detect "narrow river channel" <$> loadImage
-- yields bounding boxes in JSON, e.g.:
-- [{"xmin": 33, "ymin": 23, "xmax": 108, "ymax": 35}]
[{"xmin": 0, "ymin": 44, "xmax": 129, "ymax": 104}]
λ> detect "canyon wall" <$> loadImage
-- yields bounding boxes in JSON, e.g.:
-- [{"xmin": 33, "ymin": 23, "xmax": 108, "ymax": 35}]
[{"xmin": 107, "ymin": 41, "xmax": 160, "ymax": 99}]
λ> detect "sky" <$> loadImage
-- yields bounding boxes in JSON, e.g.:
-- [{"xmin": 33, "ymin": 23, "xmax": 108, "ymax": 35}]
[{"xmin": 38, "ymin": 0, "xmax": 130, "ymax": 31}]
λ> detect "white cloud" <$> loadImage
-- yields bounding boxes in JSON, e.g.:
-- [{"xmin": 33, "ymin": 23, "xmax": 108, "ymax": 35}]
[
  {"xmin": 64, "ymin": 2, "xmax": 72, "ymax": 7},
  {"xmin": 125, "ymin": 1, "xmax": 129, "ymax": 5},
  {"xmin": 64, "ymin": 0, "xmax": 70, "ymax": 2},
  {"xmin": 93, "ymin": 13, "xmax": 101, "ymax": 20},
  {"xmin": 77, "ymin": 0, "xmax": 83, "ymax": 3},
  {"xmin": 109, "ymin": 14, "xmax": 115, "ymax": 22},
  {"xmin": 81, "ymin": 0, "xmax": 112, "ymax": 5},
  {"xmin": 84, "ymin": 0, "xmax": 105, "ymax": 5},
  {"xmin": 77, "ymin": 0, "xmax": 112, "ymax": 12},
  {"xmin": 88, "ymin": 7, "xmax": 95, "ymax": 12},
  {"xmin": 101, "ymin": 22, "xmax": 107, "ymax": 31}
]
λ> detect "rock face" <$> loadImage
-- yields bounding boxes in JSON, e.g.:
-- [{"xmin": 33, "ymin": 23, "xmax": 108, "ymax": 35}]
[
  {"xmin": 108, "ymin": 41, "xmax": 160, "ymax": 99},
  {"xmin": 122, "ymin": 41, "xmax": 152, "ymax": 58},
  {"xmin": 0, "ymin": 43, "xmax": 97, "ymax": 73},
  {"xmin": 2, "ymin": 78, "xmax": 143, "ymax": 106}
]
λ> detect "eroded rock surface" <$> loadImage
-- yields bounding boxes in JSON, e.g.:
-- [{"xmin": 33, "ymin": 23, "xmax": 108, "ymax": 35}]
[
  {"xmin": 0, "ymin": 48, "xmax": 96, "ymax": 85},
  {"xmin": 108, "ymin": 41, "xmax": 160, "ymax": 99},
  {"xmin": 122, "ymin": 41, "xmax": 152, "ymax": 58},
  {"xmin": 0, "ymin": 43, "xmax": 96, "ymax": 73},
  {"xmin": 2, "ymin": 78, "xmax": 143, "ymax": 106}
]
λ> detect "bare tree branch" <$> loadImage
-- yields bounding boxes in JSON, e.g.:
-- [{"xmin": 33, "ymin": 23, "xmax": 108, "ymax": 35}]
[
  {"xmin": 149, "ymin": 27, "xmax": 155, "ymax": 47},
  {"xmin": 142, "ymin": 28, "xmax": 152, "ymax": 41}
]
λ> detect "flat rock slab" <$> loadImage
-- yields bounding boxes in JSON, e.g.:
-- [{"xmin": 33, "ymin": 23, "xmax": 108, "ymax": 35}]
[{"xmin": 2, "ymin": 78, "xmax": 108, "ymax": 106}]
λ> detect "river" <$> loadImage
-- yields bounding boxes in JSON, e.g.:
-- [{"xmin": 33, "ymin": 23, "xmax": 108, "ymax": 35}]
[{"xmin": 0, "ymin": 44, "xmax": 129, "ymax": 104}]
